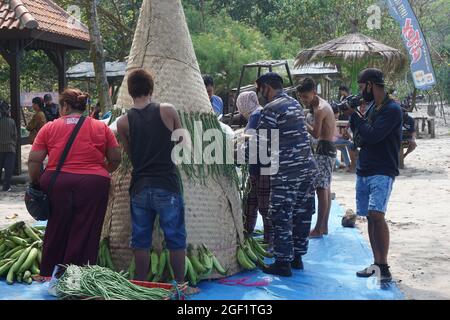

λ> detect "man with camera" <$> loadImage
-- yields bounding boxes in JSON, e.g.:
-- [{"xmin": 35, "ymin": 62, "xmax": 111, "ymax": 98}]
[{"xmin": 343, "ymin": 68, "xmax": 403, "ymax": 283}]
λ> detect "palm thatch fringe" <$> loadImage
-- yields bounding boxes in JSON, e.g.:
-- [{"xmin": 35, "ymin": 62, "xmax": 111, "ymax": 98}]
[{"xmin": 295, "ymin": 32, "xmax": 407, "ymax": 73}]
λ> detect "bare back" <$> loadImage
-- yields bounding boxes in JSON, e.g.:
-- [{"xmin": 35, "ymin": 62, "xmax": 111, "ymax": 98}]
[{"xmin": 314, "ymin": 97, "xmax": 336, "ymax": 142}]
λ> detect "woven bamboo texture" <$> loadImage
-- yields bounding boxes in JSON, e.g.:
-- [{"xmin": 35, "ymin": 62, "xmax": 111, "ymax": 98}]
[{"xmin": 102, "ymin": 0, "xmax": 244, "ymax": 278}]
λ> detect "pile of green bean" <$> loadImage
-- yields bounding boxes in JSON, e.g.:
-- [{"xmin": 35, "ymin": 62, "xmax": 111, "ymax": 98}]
[
  {"xmin": 56, "ymin": 265, "xmax": 173, "ymax": 300},
  {"xmin": 177, "ymin": 111, "xmax": 241, "ymax": 190}
]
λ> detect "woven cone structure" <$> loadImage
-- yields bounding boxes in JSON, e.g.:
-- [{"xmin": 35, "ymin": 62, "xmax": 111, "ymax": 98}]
[{"xmin": 101, "ymin": 0, "xmax": 244, "ymax": 279}]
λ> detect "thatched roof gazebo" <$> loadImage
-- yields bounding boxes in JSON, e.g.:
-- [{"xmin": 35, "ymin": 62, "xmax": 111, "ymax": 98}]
[
  {"xmin": 0, "ymin": 0, "xmax": 90, "ymax": 174},
  {"xmin": 294, "ymin": 22, "xmax": 406, "ymax": 93}
]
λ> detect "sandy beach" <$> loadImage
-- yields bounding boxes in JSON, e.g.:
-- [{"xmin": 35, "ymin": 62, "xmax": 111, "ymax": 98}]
[
  {"xmin": 1, "ymin": 109, "xmax": 449, "ymax": 300},
  {"xmin": 332, "ymin": 113, "xmax": 450, "ymax": 300}
]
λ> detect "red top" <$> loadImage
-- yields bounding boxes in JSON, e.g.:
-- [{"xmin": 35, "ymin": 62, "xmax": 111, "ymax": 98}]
[{"xmin": 32, "ymin": 115, "xmax": 119, "ymax": 178}]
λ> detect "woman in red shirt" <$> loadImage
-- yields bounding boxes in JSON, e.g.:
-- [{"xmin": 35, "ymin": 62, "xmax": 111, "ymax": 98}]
[{"xmin": 27, "ymin": 88, "xmax": 121, "ymax": 278}]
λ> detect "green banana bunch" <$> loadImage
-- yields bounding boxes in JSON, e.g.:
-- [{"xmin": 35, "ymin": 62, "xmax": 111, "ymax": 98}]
[
  {"xmin": 97, "ymin": 238, "xmax": 115, "ymax": 271},
  {"xmin": 185, "ymin": 256, "xmax": 198, "ymax": 286},
  {"xmin": 237, "ymin": 246, "xmax": 256, "ymax": 270},
  {"xmin": 150, "ymin": 250, "xmax": 159, "ymax": 275},
  {"xmin": 188, "ymin": 246, "xmax": 207, "ymax": 275},
  {"xmin": 199, "ymin": 246, "xmax": 213, "ymax": 276},
  {"xmin": 249, "ymin": 236, "xmax": 273, "ymax": 258},
  {"xmin": 201, "ymin": 244, "xmax": 228, "ymax": 276},
  {"xmin": 184, "ymin": 256, "xmax": 189, "ymax": 277},
  {"xmin": 211, "ymin": 255, "xmax": 227, "ymax": 275},
  {"xmin": 165, "ymin": 249, "xmax": 175, "ymax": 281},
  {"xmin": 243, "ymin": 239, "xmax": 259, "ymax": 263},
  {"xmin": 153, "ymin": 249, "xmax": 167, "ymax": 282}
]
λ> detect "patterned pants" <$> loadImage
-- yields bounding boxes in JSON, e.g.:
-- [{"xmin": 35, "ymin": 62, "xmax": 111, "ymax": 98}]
[
  {"xmin": 270, "ymin": 173, "xmax": 316, "ymax": 262},
  {"xmin": 314, "ymin": 154, "xmax": 336, "ymax": 189},
  {"xmin": 244, "ymin": 175, "xmax": 273, "ymax": 245}
]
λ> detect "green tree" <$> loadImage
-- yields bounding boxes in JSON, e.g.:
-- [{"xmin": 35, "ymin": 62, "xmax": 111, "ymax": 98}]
[{"xmin": 192, "ymin": 14, "xmax": 271, "ymax": 95}]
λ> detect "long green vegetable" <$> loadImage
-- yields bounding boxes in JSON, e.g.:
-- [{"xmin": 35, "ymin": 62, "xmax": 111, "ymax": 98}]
[
  {"xmin": 176, "ymin": 111, "xmax": 241, "ymax": 189},
  {"xmin": 56, "ymin": 265, "xmax": 173, "ymax": 300},
  {"xmin": 110, "ymin": 110, "xmax": 246, "ymax": 199}
]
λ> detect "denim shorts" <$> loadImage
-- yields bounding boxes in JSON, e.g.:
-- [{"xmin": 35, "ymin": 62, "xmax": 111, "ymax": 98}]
[
  {"xmin": 356, "ymin": 175, "xmax": 395, "ymax": 216},
  {"xmin": 334, "ymin": 138, "xmax": 356, "ymax": 151},
  {"xmin": 130, "ymin": 187, "xmax": 186, "ymax": 250}
]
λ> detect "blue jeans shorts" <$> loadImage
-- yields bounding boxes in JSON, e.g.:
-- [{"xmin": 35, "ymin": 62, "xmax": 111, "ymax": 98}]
[
  {"xmin": 130, "ymin": 187, "xmax": 186, "ymax": 250},
  {"xmin": 356, "ymin": 175, "xmax": 394, "ymax": 216}
]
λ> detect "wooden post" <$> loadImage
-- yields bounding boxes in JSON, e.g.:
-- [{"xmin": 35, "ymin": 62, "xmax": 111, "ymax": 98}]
[
  {"xmin": 9, "ymin": 41, "xmax": 23, "ymax": 175},
  {"xmin": 45, "ymin": 47, "xmax": 67, "ymax": 94},
  {"xmin": 285, "ymin": 61, "xmax": 294, "ymax": 87},
  {"xmin": 58, "ymin": 48, "xmax": 67, "ymax": 93}
]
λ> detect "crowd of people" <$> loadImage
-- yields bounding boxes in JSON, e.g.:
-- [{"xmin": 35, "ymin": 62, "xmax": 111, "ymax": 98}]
[
  {"xmin": 233, "ymin": 68, "xmax": 408, "ymax": 283},
  {"xmin": 0, "ymin": 66, "xmax": 417, "ymax": 294}
]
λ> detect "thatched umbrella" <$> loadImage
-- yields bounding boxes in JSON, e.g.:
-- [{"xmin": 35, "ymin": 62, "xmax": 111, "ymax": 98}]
[
  {"xmin": 294, "ymin": 22, "xmax": 406, "ymax": 92},
  {"xmin": 102, "ymin": 0, "xmax": 244, "ymax": 278}
]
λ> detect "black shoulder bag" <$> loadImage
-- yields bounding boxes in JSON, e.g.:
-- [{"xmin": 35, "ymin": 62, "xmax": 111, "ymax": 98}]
[{"xmin": 25, "ymin": 116, "xmax": 86, "ymax": 221}]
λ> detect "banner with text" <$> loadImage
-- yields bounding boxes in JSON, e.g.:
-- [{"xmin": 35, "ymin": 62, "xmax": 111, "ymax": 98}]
[{"xmin": 386, "ymin": 0, "xmax": 437, "ymax": 90}]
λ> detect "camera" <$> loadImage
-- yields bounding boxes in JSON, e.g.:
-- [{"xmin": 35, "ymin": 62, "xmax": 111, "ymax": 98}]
[{"xmin": 333, "ymin": 95, "xmax": 363, "ymax": 112}]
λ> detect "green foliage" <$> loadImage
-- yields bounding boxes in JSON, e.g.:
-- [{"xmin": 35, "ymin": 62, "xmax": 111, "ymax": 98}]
[
  {"xmin": 0, "ymin": 0, "xmax": 448, "ymax": 105},
  {"xmin": 191, "ymin": 14, "xmax": 271, "ymax": 94}
]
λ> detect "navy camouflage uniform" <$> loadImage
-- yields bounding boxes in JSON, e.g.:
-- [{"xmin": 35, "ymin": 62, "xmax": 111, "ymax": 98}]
[{"xmin": 257, "ymin": 92, "xmax": 317, "ymax": 263}]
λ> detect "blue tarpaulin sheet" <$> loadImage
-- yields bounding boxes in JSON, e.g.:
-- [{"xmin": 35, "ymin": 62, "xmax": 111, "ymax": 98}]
[{"xmin": 0, "ymin": 201, "xmax": 404, "ymax": 300}]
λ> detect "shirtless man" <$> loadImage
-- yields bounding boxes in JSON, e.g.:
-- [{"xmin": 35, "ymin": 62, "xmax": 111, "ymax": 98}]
[{"xmin": 297, "ymin": 78, "xmax": 337, "ymax": 238}]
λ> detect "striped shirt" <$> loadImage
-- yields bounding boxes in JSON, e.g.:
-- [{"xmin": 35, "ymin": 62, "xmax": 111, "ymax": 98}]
[{"xmin": 0, "ymin": 116, "xmax": 17, "ymax": 153}]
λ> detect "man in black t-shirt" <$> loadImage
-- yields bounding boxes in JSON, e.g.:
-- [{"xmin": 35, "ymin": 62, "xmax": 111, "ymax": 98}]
[
  {"xmin": 116, "ymin": 69, "xmax": 197, "ymax": 294},
  {"xmin": 345, "ymin": 68, "xmax": 402, "ymax": 284}
]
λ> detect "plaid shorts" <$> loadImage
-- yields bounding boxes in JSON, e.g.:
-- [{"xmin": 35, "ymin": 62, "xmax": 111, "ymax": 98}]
[{"xmin": 244, "ymin": 175, "xmax": 273, "ymax": 242}]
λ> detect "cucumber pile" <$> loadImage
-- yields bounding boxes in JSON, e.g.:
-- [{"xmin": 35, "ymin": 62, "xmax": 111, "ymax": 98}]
[{"xmin": 0, "ymin": 221, "xmax": 45, "ymax": 285}]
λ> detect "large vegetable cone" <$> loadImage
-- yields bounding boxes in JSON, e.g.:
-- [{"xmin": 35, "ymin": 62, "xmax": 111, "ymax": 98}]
[{"xmin": 101, "ymin": 0, "xmax": 244, "ymax": 278}]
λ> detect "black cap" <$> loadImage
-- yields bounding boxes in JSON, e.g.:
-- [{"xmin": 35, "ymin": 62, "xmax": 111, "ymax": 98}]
[
  {"xmin": 256, "ymin": 72, "xmax": 284, "ymax": 86},
  {"xmin": 44, "ymin": 94, "xmax": 53, "ymax": 102},
  {"xmin": 358, "ymin": 68, "xmax": 385, "ymax": 86}
]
